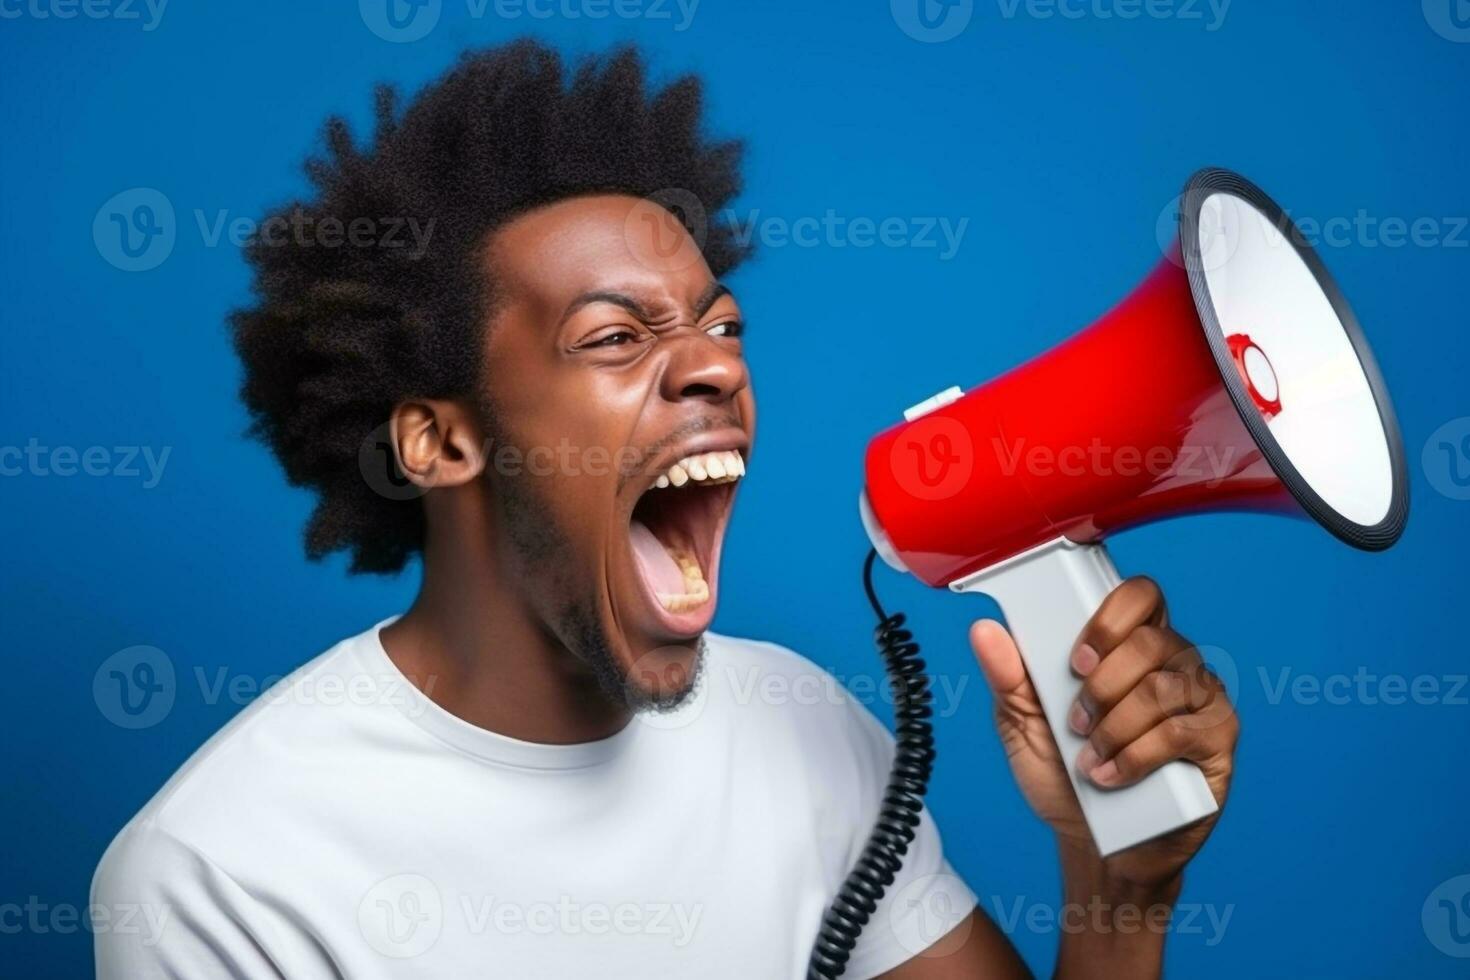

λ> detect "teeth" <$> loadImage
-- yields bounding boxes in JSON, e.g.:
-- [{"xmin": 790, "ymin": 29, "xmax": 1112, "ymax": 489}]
[
  {"xmin": 651, "ymin": 450, "xmax": 746, "ymax": 491},
  {"xmin": 657, "ymin": 584, "xmax": 709, "ymax": 613},
  {"xmin": 656, "ymin": 549, "xmax": 711, "ymax": 613}
]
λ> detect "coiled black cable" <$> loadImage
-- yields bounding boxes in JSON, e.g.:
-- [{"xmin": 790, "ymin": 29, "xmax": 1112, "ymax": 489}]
[{"xmin": 807, "ymin": 549, "xmax": 937, "ymax": 979}]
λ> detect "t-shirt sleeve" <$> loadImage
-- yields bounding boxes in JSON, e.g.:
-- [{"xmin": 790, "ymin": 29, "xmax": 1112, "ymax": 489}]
[
  {"xmin": 837, "ymin": 695, "xmax": 980, "ymax": 980},
  {"xmin": 91, "ymin": 819, "xmax": 290, "ymax": 979}
]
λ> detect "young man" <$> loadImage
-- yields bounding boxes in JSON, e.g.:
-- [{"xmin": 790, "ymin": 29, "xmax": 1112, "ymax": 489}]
[{"xmin": 94, "ymin": 41, "xmax": 1239, "ymax": 978}]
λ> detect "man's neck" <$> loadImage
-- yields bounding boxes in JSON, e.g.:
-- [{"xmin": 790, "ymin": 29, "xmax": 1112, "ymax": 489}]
[{"xmin": 379, "ymin": 504, "xmax": 630, "ymax": 746}]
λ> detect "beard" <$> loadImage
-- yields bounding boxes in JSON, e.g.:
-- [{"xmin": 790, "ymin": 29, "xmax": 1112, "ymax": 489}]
[
  {"xmin": 560, "ymin": 600, "xmax": 707, "ymax": 714},
  {"xmin": 486, "ymin": 413, "xmax": 705, "ymax": 714}
]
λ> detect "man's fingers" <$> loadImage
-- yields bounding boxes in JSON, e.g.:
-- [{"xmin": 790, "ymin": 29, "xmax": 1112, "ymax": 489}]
[
  {"xmin": 970, "ymin": 619, "xmax": 1028, "ymax": 696},
  {"xmin": 1079, "ymin": 696, "xmax": 1239, "ymax": 791},
  {"xmin": 1068, "ymin": 626, "xmax": 1191, "ymax": 736},
  {"xmin": 1074, "ymin": 576, "xmax": 1168, "ymax": 668},
  {"xmin": 1078, "ymin": 658, "xmax": 1215, "ymax": 768}
]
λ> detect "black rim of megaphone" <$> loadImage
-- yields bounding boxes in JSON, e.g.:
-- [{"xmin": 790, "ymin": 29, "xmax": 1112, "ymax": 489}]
[{"xmin": 1177, "ymin": 167, "xmax": 1409, "ymax": 551}]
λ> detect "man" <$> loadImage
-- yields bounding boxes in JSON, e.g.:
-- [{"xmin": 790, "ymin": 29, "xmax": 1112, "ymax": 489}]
[{"xmin": 94, "ymin": 41, "xmax": 1239, "ymax": 978}]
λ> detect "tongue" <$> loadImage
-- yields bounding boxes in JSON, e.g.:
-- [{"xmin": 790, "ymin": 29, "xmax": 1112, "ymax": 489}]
[{"xmin": 630, "ymin": 520, "xmax": 689, "ymax": 596}]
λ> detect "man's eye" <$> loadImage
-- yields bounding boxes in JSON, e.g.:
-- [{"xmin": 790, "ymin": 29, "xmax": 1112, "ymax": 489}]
[
  {"xmin": 585, "ymin": 329, "xmax": 638, "ymax": 348},
  {"xmin": 706, "ymin": 320, "xmax": 743, "ymax": 338}
]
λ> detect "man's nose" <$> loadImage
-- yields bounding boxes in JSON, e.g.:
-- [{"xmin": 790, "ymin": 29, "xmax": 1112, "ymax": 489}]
[{"xmin": 659, "ymin": 330, "xmax": 748, "ymax": 404}]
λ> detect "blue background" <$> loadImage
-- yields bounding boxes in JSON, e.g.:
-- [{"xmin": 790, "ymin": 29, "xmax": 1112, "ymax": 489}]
[{"xmin": 3, "ymin": 1, "xmax": 1468, "ymax": 976}]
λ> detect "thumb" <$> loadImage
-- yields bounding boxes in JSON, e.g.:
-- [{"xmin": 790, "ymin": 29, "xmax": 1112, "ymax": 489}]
[{"xmin": 969, "ymin": 619, "xmax": 1031, "ymax": 699}]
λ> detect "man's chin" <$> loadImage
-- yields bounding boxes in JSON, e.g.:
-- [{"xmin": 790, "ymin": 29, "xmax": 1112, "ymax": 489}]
[
  {"xmin": 560, "ymin": 589, "xmax": 707, "ymax": 713},
  {"xmin": 615, "ymin": 635, "xmax": 707, "ymax": 713}
]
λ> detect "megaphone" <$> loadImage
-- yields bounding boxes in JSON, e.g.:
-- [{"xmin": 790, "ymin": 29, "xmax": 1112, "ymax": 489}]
[{"xmin": 859, "ymin": 168, "xmax": 1409, "ymax": 855}]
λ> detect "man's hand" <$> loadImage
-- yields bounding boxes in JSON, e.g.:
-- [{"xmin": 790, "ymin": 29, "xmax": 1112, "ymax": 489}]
[
  {"xmin": 879, "ymin": 578, "xmax": 1239, "ymax": 980},
  {"xmin": 969, "ymin": 576, "xmax": 1239, "ymax": 888}
]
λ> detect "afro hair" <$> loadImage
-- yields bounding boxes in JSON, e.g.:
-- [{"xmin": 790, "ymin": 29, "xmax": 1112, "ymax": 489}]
[{"xmin": 230, "ymin": 40, "xmax": 749, "ymax": 574}]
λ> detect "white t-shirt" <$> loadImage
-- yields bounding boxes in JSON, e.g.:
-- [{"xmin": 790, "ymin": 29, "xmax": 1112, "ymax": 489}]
[{"xmin": 92, "ymin": 621, "xmax": 977, "ymax": 978}]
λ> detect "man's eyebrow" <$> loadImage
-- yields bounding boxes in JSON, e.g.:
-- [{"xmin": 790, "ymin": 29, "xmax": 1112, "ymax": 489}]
[
  {"xmin": 558, "ymin": 283, "xmax": 731, "ymax": 326},
  {"xmin": 558, "ymin": 290, "xmax": 653, "ymax": 326},
  {"xmin": 693, "ymin": 282, "xmax": 731, "ymax": 318}
]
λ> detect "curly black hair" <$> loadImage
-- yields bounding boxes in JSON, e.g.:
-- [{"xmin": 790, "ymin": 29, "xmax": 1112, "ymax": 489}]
[{"xmin": 230, "ymin": 40, "xmax": 749, "ymax": 574}]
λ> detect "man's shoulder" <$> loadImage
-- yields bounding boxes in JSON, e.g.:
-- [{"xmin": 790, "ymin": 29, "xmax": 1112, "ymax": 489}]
[
  {"xmin": 94, "ymin": 627, "xmax": 384, "ymax": 885},
  {"xmin": 90, "ymin": 813, "xmax": 215, "ymax": 909}
]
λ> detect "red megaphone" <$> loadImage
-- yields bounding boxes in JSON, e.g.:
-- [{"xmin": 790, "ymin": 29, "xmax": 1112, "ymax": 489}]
[{"xmin": 860, "ymin": 168, "xmax": 1408, "ymax": 855}]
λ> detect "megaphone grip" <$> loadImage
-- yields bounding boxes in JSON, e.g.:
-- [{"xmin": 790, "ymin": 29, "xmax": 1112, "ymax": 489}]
[{"xmin": 951, "ymin": 538, "xmax": 1219, "ymax": 856}]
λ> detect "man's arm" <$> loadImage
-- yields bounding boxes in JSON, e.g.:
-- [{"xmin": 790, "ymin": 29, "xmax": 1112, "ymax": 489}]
[
  {"xmin": 1049, "ymin": 840, "xmax": 1179, "ymax": 978},
  {"xmin": 879, "ymin": 909, "xmax": 1031, "ymax": 979},
  {"xmin": 879, "ymin": 855, "xmax": 1177, "ymax": 980}
]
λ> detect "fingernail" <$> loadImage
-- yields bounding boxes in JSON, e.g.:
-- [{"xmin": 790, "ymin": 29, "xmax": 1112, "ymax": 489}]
[
  {"xmin": 1089, "ymin": 759, "xmax": 1120, "ymax": 786},
  {"xmin": 1068, "ymin": 700, "xmax": 1092, "ymax": 735},
  {"xmin": 1071, "ymin": 643, "xmax": 1099, "ymax": 676},
  {"xmin": 1076, "ymin": 743, "xmax": 1100, "ymax": 774}
]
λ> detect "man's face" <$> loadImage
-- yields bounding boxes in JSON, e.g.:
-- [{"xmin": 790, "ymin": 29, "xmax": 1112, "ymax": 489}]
[{"xmin": 479, "ymin": 195, "xmax": 754, "ymax": 709}]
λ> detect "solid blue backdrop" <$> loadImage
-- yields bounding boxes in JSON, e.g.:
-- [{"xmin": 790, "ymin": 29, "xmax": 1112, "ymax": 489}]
[{"xmin": 2, "ymin": 1, "xmax": 1467, "ymax": 976}]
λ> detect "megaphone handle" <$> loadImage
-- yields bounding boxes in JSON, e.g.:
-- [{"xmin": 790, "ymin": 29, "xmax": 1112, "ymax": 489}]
[{"xmin": 950, "ymin": 538, "xmax": 1219, "ymax": 856}]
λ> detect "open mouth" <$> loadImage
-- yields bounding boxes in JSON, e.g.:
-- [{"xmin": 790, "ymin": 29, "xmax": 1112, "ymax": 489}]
[{"xmin": 627, "ymin": 448, "xmax": 745, "ymax": 634}]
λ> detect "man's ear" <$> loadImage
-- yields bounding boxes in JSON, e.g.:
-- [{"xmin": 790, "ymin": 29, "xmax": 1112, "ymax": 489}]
[{"xmin": 390, "ymin": 399, "xmax": 486, "ymax": 490}]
